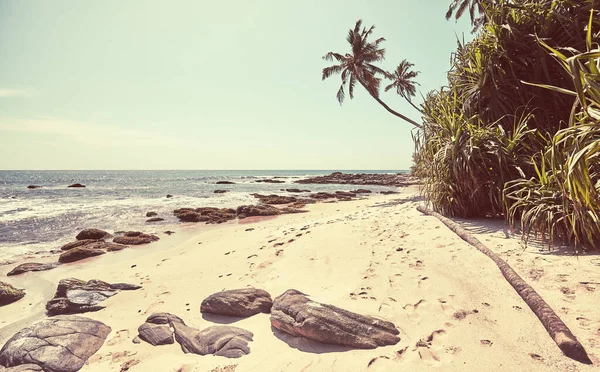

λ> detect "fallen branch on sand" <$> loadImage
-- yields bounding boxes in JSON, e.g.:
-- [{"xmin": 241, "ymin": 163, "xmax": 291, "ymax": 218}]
[{"xmin": 416, "ymin": 206, "xmax": 592, "ymax": 365}]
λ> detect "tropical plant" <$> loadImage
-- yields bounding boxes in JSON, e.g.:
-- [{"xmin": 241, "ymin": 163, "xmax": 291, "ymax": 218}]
[
  {"xmin": 322, "ymin": 20, "xmax": 422, "ymax": 128},
  {"xmin": 384, "ymin": 59, "xmax": 423, "ymax": 113},
  {"xmin": 504, "ymin": 10, "xmax": 600, "ymax": 251},
  {"xmin": 415, "ymin": 0, "xmax": 600, "ymax": 251},
  {"xmin": 445, "ymin": 0, "xmax": 489, "ymax": 31}
]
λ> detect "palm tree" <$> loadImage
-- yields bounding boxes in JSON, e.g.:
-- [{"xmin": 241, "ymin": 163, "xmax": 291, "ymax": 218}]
[
  {"xmin": 445, "ymin": 0, "xmax": 489, "ymax": 32},
  {"xmin": 384, "ymin": 60, "xmax": 423, "ymax": 113},
  {"xmin": 322, "ymin": 20, "xmax": 422, "ymax": 129}
]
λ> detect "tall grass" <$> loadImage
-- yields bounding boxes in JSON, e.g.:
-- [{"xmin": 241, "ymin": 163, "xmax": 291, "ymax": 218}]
[{"xmin": 415, "ymin": 0, "xmax": 600, "ymax": 250}]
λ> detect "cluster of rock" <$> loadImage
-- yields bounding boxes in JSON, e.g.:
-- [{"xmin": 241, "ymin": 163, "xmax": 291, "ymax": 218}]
[
  {"xmin": 172, "ymin": 187, "xmax": 385, "ymax": 224},
  {"xmin": 255, "ymin": 179, "xmax": 285, "ymax": 184},
  {"xmin": 145, "ymin": 211, "xmax": 165, "ymax": 222},
  {"xmin": 0, "ymin": 284, "xmax": 400, "ymax": 370},
  {"xmin": 173, "ymin": 203, "xmax": 309, "ymax": 223},
  {"xmin": 6, "ymin": 228, "xmax": 160, "ymax": 278},
  {"xmin": 132, "ymin": 287, "xmax": 399, "ymax": 361},
  {"xmin": 46, "ymin": 278, "xmax": 141, "ymax": 316},
  {"xmin": 134, "ymin": 313, "xmax": 254, "ymax": 358},
  {"xmin": 296, "ymin": 172, "xmax": 417, "ymax": 187}
]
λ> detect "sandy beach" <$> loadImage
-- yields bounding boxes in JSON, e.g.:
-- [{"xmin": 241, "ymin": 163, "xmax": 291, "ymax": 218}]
[{"xmin": 1, "ymin": 186, "xmax": 598, "ymax": 371}]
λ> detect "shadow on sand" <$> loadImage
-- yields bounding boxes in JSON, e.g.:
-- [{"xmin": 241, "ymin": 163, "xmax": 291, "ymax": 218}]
[
  {"xmin": 369, "ymin": 195, "xmax": 424, "ymax": 208},
  {"xmin": 201, "ymin": 313, "xmax": 246, "ymax": 324},
  {"xmin": 271, "ymin": 325, "xmax": 354, "ymax": 354}
]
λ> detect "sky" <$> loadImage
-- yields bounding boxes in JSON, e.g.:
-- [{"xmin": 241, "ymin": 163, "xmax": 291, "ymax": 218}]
[{"xmin": 0, "ymin": 0, "xmax": 472, "ymax": 170}]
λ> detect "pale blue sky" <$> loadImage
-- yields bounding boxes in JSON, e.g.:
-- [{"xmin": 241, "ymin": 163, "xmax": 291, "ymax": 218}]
[{"xmin": 0, "ymin": 0, "xmax": 472, "ymax": 170}]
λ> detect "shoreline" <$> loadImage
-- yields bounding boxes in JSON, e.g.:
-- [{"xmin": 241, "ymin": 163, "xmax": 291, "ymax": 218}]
[{"xmin": 1, "ymin": 186, "xmax": 599, "ymax": 371}]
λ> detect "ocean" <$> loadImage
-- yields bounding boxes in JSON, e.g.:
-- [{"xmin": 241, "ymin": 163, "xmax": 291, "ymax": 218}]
[{"xmin": 0, "ymin": 170, "xmax": 403, "ymax": 260}]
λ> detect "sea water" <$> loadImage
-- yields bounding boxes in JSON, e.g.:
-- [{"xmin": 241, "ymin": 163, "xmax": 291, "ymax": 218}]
[{"xmin": 0, "ymin": 170, "xmax": 403, "ymax": 259}]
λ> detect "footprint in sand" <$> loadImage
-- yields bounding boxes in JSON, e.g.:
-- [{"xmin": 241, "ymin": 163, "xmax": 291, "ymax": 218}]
[
  {"xmin": 418, "ymin": 276, "xmax": 431, "ymax": 290},
  {"xmin": 529, "ymin": 353, "xmax": 544, "ymax": 362},
  {"xmin": 439, "ymin": 299, "xmax": 455, "ymax": 316},
  {"xmin": 480, "ymin": 339, "xmax": 493, "ymax": 347},
  {"xmin": 107, "ymin": 329, "xmax": 130, "ymax": 346},
  {"xmin": 143, "ymin": 291, "xmax": 171, "ymax": 315},
  {"xmin": 415, "ymin": 329, "xmax": 447, "ymax": 365},
  {"xmin": 403, "ymin": 299, "xmax": 427, "ymax": 322}
]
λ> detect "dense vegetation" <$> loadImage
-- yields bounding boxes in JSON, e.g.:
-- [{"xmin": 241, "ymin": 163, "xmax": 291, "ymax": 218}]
[
  {"xmin": 324, "ymin": 0, "xmax": 600, "ymax": 251},
  {"xmin": 414, "ymin": 0, "xmax": 600, "ymax": 251}
]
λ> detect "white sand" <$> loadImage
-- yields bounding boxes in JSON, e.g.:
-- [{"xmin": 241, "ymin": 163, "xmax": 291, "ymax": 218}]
[{"xmin": 1, "ymin": 186, "xmax": 598, "ymax": 371}]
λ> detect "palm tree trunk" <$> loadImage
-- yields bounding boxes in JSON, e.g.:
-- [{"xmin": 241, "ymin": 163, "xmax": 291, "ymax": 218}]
[
  {"xmin": 416, "ymin": 206, "xmax": 592, "ymax": 365},
  {"xmin": 402, "ymin": 94, "xmax": 425, "ymax": 115},
  {"xmin": 357, "ymin": 79, "xmax": 423, "ymax": 129}
]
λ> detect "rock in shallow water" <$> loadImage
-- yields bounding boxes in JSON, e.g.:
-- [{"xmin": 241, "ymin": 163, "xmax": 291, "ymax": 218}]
[
  {"xmin": 7, "ymin": 262, "xmax": 60, "ymax": 276},
  {"xmin": 46, "ymin": 278, "xmax": 141, "ymax": 315},
  {"xmin": 270, "ymin": 289, "xmax": 400, "ymax": 349},
  {"xmin": 0, "ymin": 315, "xmax": 110, "ymax": 372},
  {"xmin": 75, "ymin": 229, "xmax": 110, "ymax": 240},
  {"xmin": 0, "ymin": 282, "xmax": 25, "ymax": 306},
  {"xmin": 200, "ymin": 288, "xmax": 273, "ymax": 317},
  {"xmin": 135, "ymin": 313, "xmax": 253, "ymax": 358},
  {"xmin": 113, "ymin": 231, "xmax": 159, "ymax": 245}
]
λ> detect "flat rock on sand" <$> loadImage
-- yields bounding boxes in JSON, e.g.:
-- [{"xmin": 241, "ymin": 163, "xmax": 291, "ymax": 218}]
[
  {"xmin": 135, "ymin": 313, "xmax": 253, "ymax": 358},
  {"xmin": 0, "ymin": 282, "xmax": 25, "ymax": 306},
  {"xmin": 113, "ymin": 231, "xmax": 159, "ymax": 245},
  {"xmin": 0, "ymin": 315, "xmax": 110, "ymax": 372},
  {"xmin": 270, "ymin": 289, "xmax": 400, "ymax": 349},
  {"xmin": 58, "ymin": 246, "xmax": 106, "ymax": 263},
  {"xmin": 200, "ymin": 288, "xmax": 273, "ymax": 317},
  {"xmin": 46, "ymin": 278, "xmax": 141, "ymax": 315},
  {"xmin": 7, "ymin": 262, "xmax": 59, "ymax": 276}
]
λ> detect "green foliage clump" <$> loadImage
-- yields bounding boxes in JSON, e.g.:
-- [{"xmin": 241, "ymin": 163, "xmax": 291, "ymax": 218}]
[{"xmin": 415, "ymin": 0, "xmax": 600, "ymax": 250}]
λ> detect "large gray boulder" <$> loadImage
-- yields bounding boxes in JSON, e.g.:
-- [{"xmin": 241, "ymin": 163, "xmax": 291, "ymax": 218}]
[
  {"xmin": 200, "ymin": 288, "xmax": 273, "ymax": 317},
  {"xmin": 0, "ymin": 315, "xmax": 111, "ymax": 372},
  {"xmin": 135, "ymin": 313, "xmax": 253, "ymax": 358},
  {"xmin": 136, "ymin": 313, "xmax": 184, "ymax": 346},
  {"xmin": 0, "ymin": 282, "xmax": 25, "ymax": 306},
  {"xmin": 270, "ymin": 289, "xmax": 400, "ymax": 349},
  {"xmin": 173, "ymin": 323, "xmax": 253, "ymax": 358},
  {"xmin": 46, "ymin": 278, "xmax": 141, "ymax": 315}
]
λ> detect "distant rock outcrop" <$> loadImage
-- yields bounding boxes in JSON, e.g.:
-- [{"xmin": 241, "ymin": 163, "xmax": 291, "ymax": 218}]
[
  {"xmin": 285, "ymin": 188, "xmax": 311, "ymax": 193},
  {"xmin": 46, "ymin": 278, "xmax": 140, "ymax": 315},
  {"xmin": 255, "ymin": 179, "xmax": 285, "ymax": 184},
  {"xmin": 296, "ymin": 172, "xmax": 417, "ymax": 187},
  {"xmin": 236, "ymin": 205, "xmax": 281, "ymax": 219},
  {"xmin": 216, "ymin": 181, "xmax": 235, "ymax": 185},
  {"xmin": 200, "ymin": 288, "xmax": 273, "ymax": 317},
  {"xmin": 0, "ymin": 281, "xmax": 25, "ymax": 306},
  {"xmin": 251, "ymin": 194, "xmax": 297, "ymax": 205},
  {"xmin": 67, "ymin": 183, "xmax": 86, "ymax": 188},
  {"xmin": 27, "ymin": 185, "xmax": 41, "ymax": 189},
  {"xmin": 146, "ymin": 211, "xmax": 158, "ymax": 217},
  {"xmin": 173, "ymin": 208, "xmax": 236, "ymax": 224},
  {"xmin": 214, "ymin": 190, "xmax": 229, "ymax": 194},
  {"xmin": 146, "ymin": 217, "xmax": 165, "ymax": 223},
  {"xmin": 0, "ymin": 315, "xmax": 110, "ymax": 372},
  {"xmin": 270, "ymin": 289, "xmax": 400, "ymax": 349}
]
